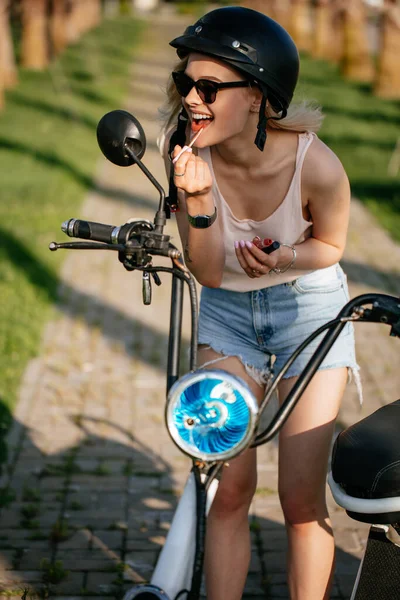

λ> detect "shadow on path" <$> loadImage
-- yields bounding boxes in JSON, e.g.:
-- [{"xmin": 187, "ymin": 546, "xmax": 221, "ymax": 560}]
[{"xmin": 0, "ymin": 409, "xmax": 363, "ymax": 599}]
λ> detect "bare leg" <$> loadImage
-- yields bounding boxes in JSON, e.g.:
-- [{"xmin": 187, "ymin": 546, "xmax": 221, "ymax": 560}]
[
  {"xmin": 278, "ymin": 368, "xmax": 348, "ymax": 600},
  {"xmin": 198, "ymin": 347, "xmax": 265, "ymax": 600}
]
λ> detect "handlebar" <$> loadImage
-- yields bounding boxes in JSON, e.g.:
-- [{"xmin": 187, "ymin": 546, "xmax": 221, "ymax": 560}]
[
  {"xmin": 61, "ymin": 217, "xmax": 157, "ymax": 246},
  {"xmin": 62, "ymin": 218, "xmax": 118, "ymax": 244}
]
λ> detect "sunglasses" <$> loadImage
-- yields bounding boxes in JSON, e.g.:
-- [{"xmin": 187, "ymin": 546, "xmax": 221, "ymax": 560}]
[{"xmin": 172, "ymin": 71, "xmax": 250, "ymax": 104}]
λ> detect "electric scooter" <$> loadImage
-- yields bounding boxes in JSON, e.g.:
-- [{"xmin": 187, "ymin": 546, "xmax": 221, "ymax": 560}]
[{"xmin": 49, "ymin": 110, "xmax": 400, "ymax": 600}]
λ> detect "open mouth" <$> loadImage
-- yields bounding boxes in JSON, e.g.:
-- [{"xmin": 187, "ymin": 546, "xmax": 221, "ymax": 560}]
[{"xmin": 191, "ymin": 115, "xmax": 214, "ymax": 133}]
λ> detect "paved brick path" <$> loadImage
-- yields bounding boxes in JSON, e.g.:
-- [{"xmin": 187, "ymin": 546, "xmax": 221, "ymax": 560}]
[{"xmin": 0, "ymin": 9, "xmax": 399, "ymax": 600}]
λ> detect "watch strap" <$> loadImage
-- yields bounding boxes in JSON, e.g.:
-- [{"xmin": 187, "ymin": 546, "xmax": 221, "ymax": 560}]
[{"xmin": 187, "ymin": 206, "xmax": 217, "ymax": 229}]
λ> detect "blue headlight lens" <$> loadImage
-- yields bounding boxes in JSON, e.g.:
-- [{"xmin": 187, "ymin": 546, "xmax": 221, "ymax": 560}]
[{"xmin": 166, "ymin": 371, "xmax": 258, "ymax": 461}]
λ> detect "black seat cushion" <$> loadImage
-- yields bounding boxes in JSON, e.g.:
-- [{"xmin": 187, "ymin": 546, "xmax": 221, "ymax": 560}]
[{"xmin": 332, "ymin": 400, "xmax": 400, "ymax": 500}]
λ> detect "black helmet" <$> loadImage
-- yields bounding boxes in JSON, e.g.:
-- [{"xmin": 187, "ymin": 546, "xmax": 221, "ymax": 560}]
[{"xmin": 169, "ymin": 6, "xmax": 300, "ymax": 150}]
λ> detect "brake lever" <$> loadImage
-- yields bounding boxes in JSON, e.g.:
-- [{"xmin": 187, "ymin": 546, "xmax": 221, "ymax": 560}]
[
  {"xmin": 151, "ymin": 272, "xmax": 162, "ymax": 286},
  {"xmin": 142, "ymin": 271, "xmax": 152, "ymax": 305},
  {"xmin": 357, "ymin": 297, "xmax": 400, "ymax": 337},
  {"xmin": 49, "ymin": 241, "xmax": 126, "ymax": 252}
]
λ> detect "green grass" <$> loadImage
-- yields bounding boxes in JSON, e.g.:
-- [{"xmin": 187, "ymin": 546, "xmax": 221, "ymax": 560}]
[
  {"xmin": 0, "ymin": 16, "xmax": 144, "ymax": 443},
  {"xmin": 296, "ymin": 55, "xmax": 400, "ymax": 242}
]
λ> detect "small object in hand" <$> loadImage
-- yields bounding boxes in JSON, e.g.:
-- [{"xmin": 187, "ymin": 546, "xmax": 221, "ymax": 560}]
[
  {"xmin": 261, "ymin": 240, "xmax": 280, "ymax": 255},
  {"xmin": 252, "ymin": 237, "xmax": 276, "ymax": 252},
  {"xmin": 172, "ymin": 128, "xmax": 203, "ymax": 164},
  {"xmin": 252, "ymin": 236, "xmax": 263, "ymax": 249}
]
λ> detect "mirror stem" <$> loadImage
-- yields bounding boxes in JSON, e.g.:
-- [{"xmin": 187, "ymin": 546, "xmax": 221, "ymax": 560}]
[{"xmin": 124, "ymin": 143, "xmax": 166, "ymax": 234}]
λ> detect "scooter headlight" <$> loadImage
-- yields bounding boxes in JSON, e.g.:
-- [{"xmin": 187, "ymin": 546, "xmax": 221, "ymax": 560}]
[
  {"xmin": 166, "ymin": 370, "xmax": 259, "ymax": 462},
  {"xmin": 122, "ymin": 584, "xmax": 170, "ymax": 599}
]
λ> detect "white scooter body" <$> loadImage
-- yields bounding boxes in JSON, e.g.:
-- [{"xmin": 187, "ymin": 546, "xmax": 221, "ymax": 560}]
[
  {"xmin": 151, "ymin": 472, "xmax": 219, "ymax": 598},
  {"xmin": 123, "ymin": 472, "xmax": 219, "ymax": 600}
]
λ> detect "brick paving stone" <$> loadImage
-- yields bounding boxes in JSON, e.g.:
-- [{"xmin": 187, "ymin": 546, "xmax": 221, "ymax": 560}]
[
  {"xmin": 0, "ymin": 570, "xmax": 43, "ymax": 584},
  {"xmin": 85, "ymin": 571, "xmax": 118, "ymax": 595},
  {"xmin": 18, "ymin": 549, "xmax": 54, "ymax": 570},
  {"xmin": 91, "ymin": 530, "xmax": 124, "ymax": 551},
  {"xmin": 56, "ymin": 550, "xmax": 121, "ymax": 572},
  {"xmin": 48, "ymin": 597, "xmax": 115, "ymax": 600},
  {"xmin": 55, "ymin": 530, "xmax": 91, "ymax": 551},
  {"xmin": 124, "ymin": 550, "xmax": 159, "ymax": 580},
  {"xmin": 48, "ymin": 572, "xmax": 85, "ymax": 596}
]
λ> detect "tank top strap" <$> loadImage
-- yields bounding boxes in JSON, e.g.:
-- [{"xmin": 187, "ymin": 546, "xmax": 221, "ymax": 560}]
[{"xmin": 295, "ymin": 131, "xmax": 316, "ymax": 172}]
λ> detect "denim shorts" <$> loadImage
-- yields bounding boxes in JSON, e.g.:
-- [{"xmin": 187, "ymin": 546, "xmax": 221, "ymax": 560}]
[{"xmin": 198, "ymin": 264, "xmax": 362, "ymax": 400}]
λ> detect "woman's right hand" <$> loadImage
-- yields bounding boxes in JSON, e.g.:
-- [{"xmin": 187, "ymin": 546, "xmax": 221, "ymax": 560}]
[{"xmin": 171, "ymin": 145, "xmax": 213, "ymax": 200}]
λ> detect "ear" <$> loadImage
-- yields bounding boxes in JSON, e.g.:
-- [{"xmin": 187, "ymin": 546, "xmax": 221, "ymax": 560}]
[{"xmin": 250, "ymin": 86, "xmax": 264, "ymax": 113}]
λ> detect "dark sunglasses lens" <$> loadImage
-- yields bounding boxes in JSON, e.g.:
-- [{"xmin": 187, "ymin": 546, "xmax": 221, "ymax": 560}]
[
  {"xmin": 172, "ymin": 72, "xmax": 218, "ymax": 103},
  {"xmin": 173, "ymin": 72, "xmax": 193, "ymax": 97},
  {"xmin": 196, "ymin": 80, "xmax": 218, "ymax": 104}
]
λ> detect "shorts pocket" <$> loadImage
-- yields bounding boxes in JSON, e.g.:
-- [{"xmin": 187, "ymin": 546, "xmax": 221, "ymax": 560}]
[{"xmin": 292, "ymin": 265, "xmax": 343, "ymax": 294}]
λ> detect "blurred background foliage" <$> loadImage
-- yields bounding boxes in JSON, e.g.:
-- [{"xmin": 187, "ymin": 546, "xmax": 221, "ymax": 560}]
[{"xmin": 0, "ymin": 3, "xmax": 144, "ymax": 451}]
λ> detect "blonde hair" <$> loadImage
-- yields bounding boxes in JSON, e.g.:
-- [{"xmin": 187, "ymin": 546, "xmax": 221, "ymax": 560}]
[{"xmin": 158, "ymin": 57, "xmax": 324, "ymax": 145}]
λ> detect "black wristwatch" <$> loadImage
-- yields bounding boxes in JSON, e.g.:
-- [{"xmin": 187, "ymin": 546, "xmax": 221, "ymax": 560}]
[{"xmin": 187, "ymin": 206, "xmax": 217, "ymax": 229}]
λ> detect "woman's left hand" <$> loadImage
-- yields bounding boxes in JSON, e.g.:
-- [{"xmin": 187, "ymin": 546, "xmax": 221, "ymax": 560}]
[{"xmin": 234, "ymin": 239, "xmax": 286, "ymax": 278}]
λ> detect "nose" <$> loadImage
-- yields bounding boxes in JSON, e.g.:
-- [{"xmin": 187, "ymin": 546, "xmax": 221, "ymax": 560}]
[{"xmin": 185, "ymin": 84, "xmax": 202, "ymax": 105}]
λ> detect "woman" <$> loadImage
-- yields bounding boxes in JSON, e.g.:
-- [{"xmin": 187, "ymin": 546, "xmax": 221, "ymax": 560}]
[{"xmin": 160, "ymin": 7, "xmax": 361, "ymax": 599}]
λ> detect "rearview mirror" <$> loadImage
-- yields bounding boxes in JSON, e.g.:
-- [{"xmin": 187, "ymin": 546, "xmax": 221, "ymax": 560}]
[{"xmin": 96, "ymin": 109, "xmax": 146, "ymax": 166}]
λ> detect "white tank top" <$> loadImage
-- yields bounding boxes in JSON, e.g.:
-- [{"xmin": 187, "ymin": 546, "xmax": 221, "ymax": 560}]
[{"xmin": 197, "ymin": 132, "xmax": 315, "ymax": 292}]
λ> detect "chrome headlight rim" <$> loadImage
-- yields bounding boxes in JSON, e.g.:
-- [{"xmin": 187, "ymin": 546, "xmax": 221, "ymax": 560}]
[
  {"xmin": 122, "ymin": 584, "xmax": 170, "ymax": 600},
  {"xmin": 166, "ymin": 369, "xmax": 259, "ymax": 463}
]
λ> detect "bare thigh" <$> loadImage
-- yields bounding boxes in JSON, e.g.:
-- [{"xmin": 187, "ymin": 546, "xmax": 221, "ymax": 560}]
[
  {"xmin": 198, "ymin": 346, "xmax": 265, "ymax": 503},
  {"xmin": 277, "ymin": 368, "xmax": 348, "ymax": 522}
]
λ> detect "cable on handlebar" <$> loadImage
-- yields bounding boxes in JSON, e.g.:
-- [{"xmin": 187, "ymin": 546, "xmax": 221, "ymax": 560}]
[
  {"xmin": 136, "ymin": 266, "xmax": 199, "ymax": 371},
  {"xmin": 252, "ymin": 315, "xmax": 355, "ymax": 448}
]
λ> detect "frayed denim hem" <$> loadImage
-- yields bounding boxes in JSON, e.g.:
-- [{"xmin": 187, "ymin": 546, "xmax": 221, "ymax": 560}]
[
  {"xmin": 198, "ymin": 344, "xmax": 272, "ymax": 388},
  {"xmin": 281, "ymin": 362, "xmax": 363, "ymax": 405},
  {"xmin": 198, "ymin": 343, "xmax": 363, "ymax": 405}
]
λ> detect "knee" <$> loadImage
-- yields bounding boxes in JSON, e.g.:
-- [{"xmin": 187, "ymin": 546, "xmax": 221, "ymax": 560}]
[
  {"xmin": 211, "ymin": 472, "xmax": 257, "ymax": 518},
  {"xmin": 279, "ymin": 486, "xmax": 328, "ymax": 528}
]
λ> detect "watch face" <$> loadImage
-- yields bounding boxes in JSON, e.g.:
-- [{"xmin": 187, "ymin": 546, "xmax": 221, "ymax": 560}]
[{"xmin": 195, "ymin": 216, "xmax": 210, "ymax": 228}]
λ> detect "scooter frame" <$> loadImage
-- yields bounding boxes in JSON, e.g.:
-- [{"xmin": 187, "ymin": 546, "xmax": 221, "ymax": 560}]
[{"xmin": 50, "ymin": 110, "xmax": 400, "ymax": 600}]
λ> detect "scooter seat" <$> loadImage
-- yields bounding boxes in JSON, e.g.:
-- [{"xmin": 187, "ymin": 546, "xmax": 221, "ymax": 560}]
[{"xmin": 331, "ymin": 399, "xmax": 400, "ymax": 524}]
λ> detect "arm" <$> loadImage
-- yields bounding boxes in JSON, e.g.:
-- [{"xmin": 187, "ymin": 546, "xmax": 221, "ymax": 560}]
[
  {"xmin": 236, "ymin": 138, "xmax": 351, "ymax": 275},
  {"xmin": 162, "ymin": 133, "xmax": 225, "ymax": 288},
  {"xmin": 295, "ymin": 138, "xmax": 351, "ymax": 269}
]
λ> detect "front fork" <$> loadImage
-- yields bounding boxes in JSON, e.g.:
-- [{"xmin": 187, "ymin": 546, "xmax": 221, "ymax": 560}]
[
  {"xmin": 167, "ymin": 275, "xmax": 185, "ymax": 394},
  {"xmin": 151, "ymin": 469, "xmax": 219, "ymax": 600}
]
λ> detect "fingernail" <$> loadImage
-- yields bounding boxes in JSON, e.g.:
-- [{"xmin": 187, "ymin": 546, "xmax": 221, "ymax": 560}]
[
  {"xmin": 240, "ymin": 240, "xmax": 245, "ymax": 248},
  {"xmin": 245, "ymin": 241, "xmax": 253, "ymax": 249},
  {"xmin": 234, "ymin": 241, "xmax": 239, "ymax": 249}
]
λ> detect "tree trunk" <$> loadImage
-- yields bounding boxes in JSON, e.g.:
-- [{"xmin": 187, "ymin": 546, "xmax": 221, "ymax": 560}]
[
  {"xmin": 288, "ymin": 0, "xmax": 313, "ymax": 53},
  {"xmin": 21, "ymin": 0, "xmax": 49, "ymax": 70},
  {"xmin": 325, "ymin": 0, "xmax": 345, "ymax": 64},
  {"xmin": 269, "ymin": 0, "xmax": 291, "ymax": 29},
  {"xmin": 88, "ymin": 0, "xmax": 101, "ymax": 29},
  {"xmin": 340, "ymin": 0, "xmax": 374, "ymax": 82},
  {"xmin": 374, "ymin": 0, "xmax": 400, "ymax": 98},
  {"xmin": 313, "ymin": 0, "xmax": 336, "ymax": 60},
  {"xmin": 0, "ymin": 0, "xmax": 18, "ymax": 87},
  {"xmin": 66, "ymin": 0, "xmax": 85, "ymax": 42},
  {"xmin": 50, "ymin": 0, "xmax": 68, "ymax": 56}
]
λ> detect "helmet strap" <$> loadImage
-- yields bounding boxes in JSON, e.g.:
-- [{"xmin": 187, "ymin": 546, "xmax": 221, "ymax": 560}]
[
  {"xmin": 254, "ymin": 95, "xmax": 268, "ymax": 151},
  {"xmin": 166, "ymin": 106, "xmax": 189, "ymax": 217},
  {"xmin": 254, "ymin": 94, "xmax": 288, "ymax": 152}
]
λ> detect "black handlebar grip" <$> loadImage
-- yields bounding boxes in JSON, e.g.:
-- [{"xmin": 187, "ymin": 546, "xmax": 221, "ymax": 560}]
[{"xmin": 62, "ymin": 219, "xmax": 117, "ymax": 243}]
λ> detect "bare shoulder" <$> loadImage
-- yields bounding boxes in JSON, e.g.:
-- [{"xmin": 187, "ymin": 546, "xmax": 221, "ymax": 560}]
[{"xmin": 303, "ymin": 135, "xmax": 349, "ymax": 195}]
